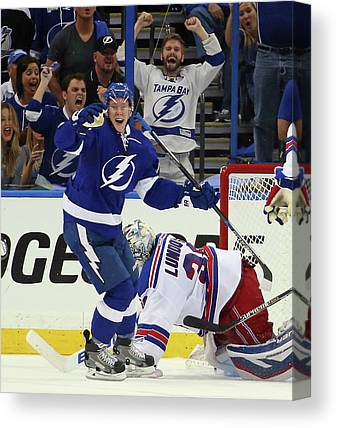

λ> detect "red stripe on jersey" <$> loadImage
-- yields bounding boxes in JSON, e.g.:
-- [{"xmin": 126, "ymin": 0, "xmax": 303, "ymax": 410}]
[
  {"xmin": 285, "ymin": 139, "xmax": 298, "ymax": 152},
  {"xmin": 203, "ymin": 246, "xmax": 215, "ymax": 322},
  {"xmin": 149, "ymin": 234, "xmax": 164, "ymax": 288}
]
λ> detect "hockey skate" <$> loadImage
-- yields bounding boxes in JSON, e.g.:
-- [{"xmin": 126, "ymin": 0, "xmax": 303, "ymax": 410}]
[
  {"xmin": 83, "ymin": 330, "xmax": 126, "ymax": 381},
  {"xmin": 113, "ymin": 337, "xmax": 160, "ymax": 378}
]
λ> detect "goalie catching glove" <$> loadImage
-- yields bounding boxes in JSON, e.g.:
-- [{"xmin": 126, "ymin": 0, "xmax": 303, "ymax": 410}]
[
  {"xmin": 182, "ymin": 180, "xmax": 220, "ymax": 210},
  {"xmin": 72, "ymin": 103, "xmax": 106, "ymax": 131},
  {"xmin": 264, "ymin": 123, "xmax": 310, "ymax": 225},
  {"xmin": 264, "ymin": 167, "xmax": 310, "ymax": 225}
]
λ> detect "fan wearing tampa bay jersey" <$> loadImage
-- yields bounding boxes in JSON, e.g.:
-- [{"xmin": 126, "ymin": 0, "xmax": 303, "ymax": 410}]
[
  {"xmin": 54, "ymin": 82, "xmax": 219, "ymax": 381},
  {"xmin": 116, "ymin": 12, "xmax": 225, "ymax": 183},
  {"xmin": 26, "ymin": 65, "xmax": 87, "ymax": 189}
]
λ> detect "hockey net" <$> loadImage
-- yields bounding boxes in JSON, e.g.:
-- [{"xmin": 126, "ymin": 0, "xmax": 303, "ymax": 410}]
[{"xmin": 219, "ymin": 163, "xmax": 311, "ymax": 334}]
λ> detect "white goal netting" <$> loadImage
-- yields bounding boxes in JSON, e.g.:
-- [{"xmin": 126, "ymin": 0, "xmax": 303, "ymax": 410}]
[{"xmin": 220, "ymin": 164, "xmax": 311, "ymax": 334}]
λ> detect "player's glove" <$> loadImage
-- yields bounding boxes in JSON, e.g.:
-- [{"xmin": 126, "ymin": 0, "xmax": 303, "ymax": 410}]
[
  {"xmin": 263, "ymin": 167, "xmax": 310, "ymax": 225},
  {"xmin": 183, "ymin": 180, "xmax": 219, "ymax": 210},
  {"xmin": 71, "ymin": 103, "xmax": 106, "ymax": 131}
]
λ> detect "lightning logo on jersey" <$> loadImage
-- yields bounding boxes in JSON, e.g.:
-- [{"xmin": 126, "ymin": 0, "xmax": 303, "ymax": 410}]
[
  {"xmin": 76, "ymin": 224, "xmax": 105, "ymax": 283},
  {"xmin": 51, "ymin": 150, "xmax": 78, "ymax": 177},
  {"xmin": 152, "ymin": 95, "xmax": 185, "ymax": 123},
  {"xmin": 101, "ymin": 154, "xmax": 136, "ymax": 191}
]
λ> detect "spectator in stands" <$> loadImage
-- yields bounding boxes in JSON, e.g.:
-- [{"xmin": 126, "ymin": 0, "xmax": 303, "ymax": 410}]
[
  {"xmin": 46, "ymin": 7, "xmax": 111, "ymax": 106},
  {"xmin": 1, "ymin": 103, "xmax": 26, "ymax": 187},
  {"xmin": 30, "ymin": 7, "xmax": 105, "ymax": 64},
  {"xmin": 85, "ymin": 35, "xmax": 143, "ymax": 115},
  {"xmin": 25, "ymin": 67, "xmax": 86, "ymax": 189},
  {"xmin": 30, "ymin": 7, "xmax": 77, "ymax": 65},
  {"xmin": 85, "ymin": 35, "xmax": 123, "ymax": 105},
  {"xmin": 1, "ymin": 8, "xmax": 34, "ymax": 83},
  {"xmin": 117, "ymin": 12, "xmax": 224, "ymax": 183},
  {"xmin": 20, "ymin": 126, "xmax": 45, "ymax": 185},
  {"xmin": 225, "ymin": 2, "xmax": 257, "ymax": 122},
  {"xmin": 253, "ymin": 2, "xmax": 311, "ymax": 162},
  {"xmin": 7, "ymin": 56, "xmax": 57, "ymax": 131},
  {"xmin": 1, "ymin": 49, "xmax": 27, "ymax": 102},
  {"xmin": 184, "ymin": 3, "xmax": 231, "ymax": 122}
]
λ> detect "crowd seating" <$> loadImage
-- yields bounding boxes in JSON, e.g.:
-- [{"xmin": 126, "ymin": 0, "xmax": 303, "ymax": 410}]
[{"xmin": 108, "ymin": 5, "xmax": 254, "ymax": 179}]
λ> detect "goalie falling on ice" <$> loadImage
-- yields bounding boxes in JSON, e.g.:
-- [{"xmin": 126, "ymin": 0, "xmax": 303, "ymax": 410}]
[{"xmin": 123, "ymin": 220, "xmax": 311, "ymax": 381}]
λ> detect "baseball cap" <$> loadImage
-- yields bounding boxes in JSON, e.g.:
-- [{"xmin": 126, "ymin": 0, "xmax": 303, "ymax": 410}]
[
  {"xmin": 95, "ymin": 35, "xmax": 117, "ymax": 53},
  {"xmin": 8, "ymin": 49, "xmax": 28, "ymax": 65}
]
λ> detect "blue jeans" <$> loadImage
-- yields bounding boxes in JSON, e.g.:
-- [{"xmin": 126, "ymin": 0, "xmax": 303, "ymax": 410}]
[{"xmin": 253, "ymin": 49, "xmax": 311, "ymax": 162}]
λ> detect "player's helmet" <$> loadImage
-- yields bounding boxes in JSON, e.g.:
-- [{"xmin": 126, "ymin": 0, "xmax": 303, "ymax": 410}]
[
  {"xmin": 123, "ymin": 219, "xmax": 155, "ymax": 263},
  {"xmin": 104, "ymin": 82, "xmax": 133, "ymax": 109}
]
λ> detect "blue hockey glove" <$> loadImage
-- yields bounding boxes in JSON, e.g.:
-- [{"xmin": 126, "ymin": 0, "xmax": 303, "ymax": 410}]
[
  {"xmin": 72, "ymin": 103, "xmax": 106, "ymax": 131},
  {"xmin": 183, "ymin": 181, "xmax": 219, "ymax": 210}
]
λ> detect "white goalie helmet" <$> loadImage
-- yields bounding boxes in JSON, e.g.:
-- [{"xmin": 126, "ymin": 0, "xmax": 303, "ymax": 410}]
[{"xmin": 123, "ymin": 219, "xmax": 155, "ymax": 263}]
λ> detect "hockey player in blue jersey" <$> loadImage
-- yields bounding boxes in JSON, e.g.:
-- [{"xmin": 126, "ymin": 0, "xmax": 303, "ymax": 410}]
[
  {"xmin": 26, "ymin": 65, "xmax": 87, "ymax": 188},
  {"xmin": 54, "ymin": 82, "xmax": 219, "ymax": 381}
]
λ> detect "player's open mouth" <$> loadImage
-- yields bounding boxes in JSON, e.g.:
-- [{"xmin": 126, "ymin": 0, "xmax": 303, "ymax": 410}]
[
  {"xmin": 75, "ymin": 98, "xmax": 83, "ymax": 106},
  {"xmin": 167, "ymin": 57, "xmax": 177, "ymax": 64},
  {"xmin": 115, "ymin": 118, "xmax": 124, "ymax": 124}
]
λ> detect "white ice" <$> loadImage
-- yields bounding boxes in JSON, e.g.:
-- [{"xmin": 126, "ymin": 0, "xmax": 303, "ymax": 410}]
[{"xmin": 0, "ymin": 355, "xmax": 309, "ymax": 400}]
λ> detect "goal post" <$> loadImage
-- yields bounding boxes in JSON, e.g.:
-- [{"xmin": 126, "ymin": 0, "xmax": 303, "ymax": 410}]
[{"xmin": 219, "ymin": 163, "xmax": 311, "ymax": 333}]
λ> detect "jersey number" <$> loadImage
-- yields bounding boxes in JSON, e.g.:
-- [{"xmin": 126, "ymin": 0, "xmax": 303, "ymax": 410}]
[{"xmin": 183, "ymin": 244, "xmax": 207, "ymax": 284}]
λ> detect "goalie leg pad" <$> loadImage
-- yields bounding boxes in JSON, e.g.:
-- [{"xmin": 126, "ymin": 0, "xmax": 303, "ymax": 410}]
[{"xmin": 226, "ymin": 327, "xmax": 311, "ymax": 381}]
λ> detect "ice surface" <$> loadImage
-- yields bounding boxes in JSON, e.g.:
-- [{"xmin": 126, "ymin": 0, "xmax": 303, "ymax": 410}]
[{"xmin": 0, "ymin": 355, "xmax": 309, "ymax": 400}]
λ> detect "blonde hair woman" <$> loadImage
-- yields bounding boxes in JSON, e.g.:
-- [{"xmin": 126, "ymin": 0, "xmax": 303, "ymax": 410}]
[
  {"xmin": 1, "ymin": 102, "xmax": 26, "ymax": 186},
  {"xmin": 225, "ymin": 2, "xmax": 258, "ymax": 48},
  {"xmin": 1, "ymin": 103, "xmax": 43, "ymax": 187}
]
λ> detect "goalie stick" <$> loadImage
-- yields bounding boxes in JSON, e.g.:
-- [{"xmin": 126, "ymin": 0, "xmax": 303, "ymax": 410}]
[
  {"xmin": 135, "ymin": 114, "xmax": 273, "ymax": 289},
  {"xmin": 183, "ymin": 288, "xmax": 310, "ymax": 333},
  {"xmin": 26, "ymin": 330, "xmax": 85, "ymax": 373}
]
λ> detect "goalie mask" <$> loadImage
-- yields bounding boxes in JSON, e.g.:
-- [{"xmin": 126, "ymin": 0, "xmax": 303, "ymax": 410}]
[{"xmin": 123, "ymin": 219, "xmax": 155, "ymax": 263}]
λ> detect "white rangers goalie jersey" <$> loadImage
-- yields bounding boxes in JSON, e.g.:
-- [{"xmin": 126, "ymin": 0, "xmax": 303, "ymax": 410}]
[
  {"xmin": 117, "ymin": 34, "xmax": 224, "ymax": 153},
  {"xmin": 135, "ymin": 234, "xmax": 241, "ymax": 364}
]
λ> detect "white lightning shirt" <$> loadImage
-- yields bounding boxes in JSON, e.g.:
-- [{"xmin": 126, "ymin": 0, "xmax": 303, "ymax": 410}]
[
  {"xmin": 117, "ymin": 34, "xmax": 224, "ymax": 153},
  {"xmin": 135, "ymin": 234, "xmax": 241, "ymax": 364}
]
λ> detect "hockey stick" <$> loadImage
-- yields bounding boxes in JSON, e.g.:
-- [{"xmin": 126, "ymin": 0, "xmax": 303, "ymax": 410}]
[
  {"xmin": 135, "ymin": 114, "xmax": 273, "ymax": 288},
  {"xmin": 26, "ymin": 330, "xmax": 85, "ymax": 373},
  {"xmin": 183, "ymin": 287, "xmax": 310, "ymax": 333}
]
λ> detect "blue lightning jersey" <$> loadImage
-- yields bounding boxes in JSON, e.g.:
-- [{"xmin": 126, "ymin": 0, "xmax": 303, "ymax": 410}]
[
  {"xmin": 55, "ymin": 119, "xmax": 184, "ymax": 238},
  {"xmin": 26, "ymin": 99, "xmax": 78, "ymax": 187},
  {"xmin": 8, "ymin": 92, "xmax": 57, "ymax": 131}
]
